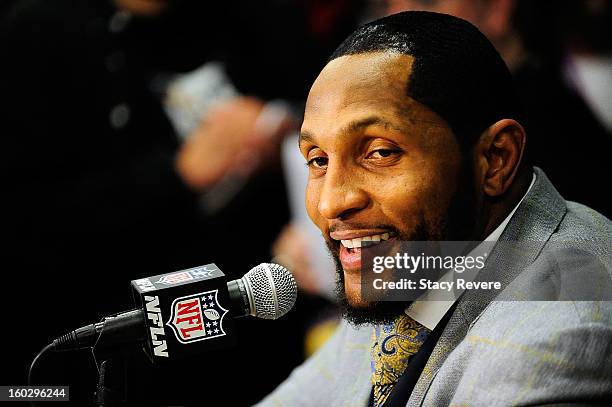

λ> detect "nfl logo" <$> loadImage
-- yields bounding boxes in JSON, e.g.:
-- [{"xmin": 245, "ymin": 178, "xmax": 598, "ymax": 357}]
[
  {"xmin": 166, "ymin": 290, "xmax": 229, "ymax": 344},
  {"xmin": 156, "ymin": 271, "xmax": 194, "ymax": 285}
]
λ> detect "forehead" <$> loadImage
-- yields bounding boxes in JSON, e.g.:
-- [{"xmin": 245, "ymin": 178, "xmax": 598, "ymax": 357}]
[
  {"xmin": 306, "ymin": 52, "xmax": 412, "ymax": 118},
  {"xmin": 303, "ymin": 52, "xmax": 444, "ymax": 135}
]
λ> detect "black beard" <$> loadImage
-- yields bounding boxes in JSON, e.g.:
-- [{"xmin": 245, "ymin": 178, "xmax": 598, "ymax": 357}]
[
  {"xmin": 325, "ymin": 165, "xmax": 478, "ymax": 326},
  {"xmin": 325, "ymin": 225, "xmax": 428, "ymax": 326},
  {"xmin": 329, "ymin": 250, "xmax": 411, "ymax": 325}
]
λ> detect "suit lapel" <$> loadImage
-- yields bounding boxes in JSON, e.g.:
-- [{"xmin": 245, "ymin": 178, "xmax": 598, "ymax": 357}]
[{"xmin": 408, "ymin": 167, "xmax": 567, "ymax": 406}]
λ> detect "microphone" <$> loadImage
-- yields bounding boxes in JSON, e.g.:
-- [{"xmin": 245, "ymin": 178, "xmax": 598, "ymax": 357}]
[
  {"xmin": 51, "ymin": 263, "xmax": 297, "ymax": 361},
  {"xmin": 226, "ymin": 261, "xmax": 298, "ymax": 319}
]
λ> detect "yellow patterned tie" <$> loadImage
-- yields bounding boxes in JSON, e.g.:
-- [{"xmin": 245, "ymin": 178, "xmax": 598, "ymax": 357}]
[{"xmin": 371, "ymin": 314, "xmax": 431, "ymax": 407}]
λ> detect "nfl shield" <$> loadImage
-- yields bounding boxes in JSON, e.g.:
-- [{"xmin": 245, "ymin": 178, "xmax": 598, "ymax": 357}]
[
  {"xmin": 155, "ymin": 266, "xmax": 217, "ymax": 285},
  {"xmin": 156, "ymin": 271, "xmax": 194, "ymax": 285},
  {"xmin": 166, "ymin": 290, "xmax": 229, "ymax": 344}
]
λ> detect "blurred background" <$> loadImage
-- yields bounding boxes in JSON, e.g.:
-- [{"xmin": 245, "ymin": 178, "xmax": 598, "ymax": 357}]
[{"xmin": 0, "ymin": 0, "xmax": 609, "ymax": 405}]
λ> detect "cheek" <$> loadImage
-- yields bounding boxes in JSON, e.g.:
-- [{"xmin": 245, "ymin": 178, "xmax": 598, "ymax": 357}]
[
  {"xmin": 372, "ymin": 174, "xmax": 422, "ymax": 229},
  {"xmin": 370, "ymin": 154, "xmax": 463, "ymax": 231},
  {"xmin": 305, "ymin": 180, "xmax": 324, "ymax": 230}
]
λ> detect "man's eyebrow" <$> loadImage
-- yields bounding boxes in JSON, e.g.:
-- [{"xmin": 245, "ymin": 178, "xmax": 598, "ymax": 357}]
[
  {"xmin": 299, "ymin": 116, "xmax": 409, "ymax": 147},
  {"xmin": 298, "ymin": 131, "xmax": 314, "ymax": 147},
  {"xmin": 343, "ymin": 116, "xmax": 405, "ymax": 134}
]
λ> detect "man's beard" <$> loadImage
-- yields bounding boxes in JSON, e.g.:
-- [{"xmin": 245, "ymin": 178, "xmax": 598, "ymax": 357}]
[
  {"xmin": 325, "ymin": 167, "xmax": 478, "ymax": 326},
  {"xmin": 328, "ymin": 242, "xmax": 413, "ymax": 325},
  {"xmin": 325, "ymin": 225, "xmax": 427, "ymax": 326}
]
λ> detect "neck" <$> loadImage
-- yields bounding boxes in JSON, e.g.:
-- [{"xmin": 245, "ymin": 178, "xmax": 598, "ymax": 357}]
[{"xmin": 480, "ymin": 168, "xmax": 531, "ymax": 239}]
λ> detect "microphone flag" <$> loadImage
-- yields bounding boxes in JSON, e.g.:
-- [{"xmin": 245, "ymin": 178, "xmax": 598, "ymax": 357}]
[{"xmin": 131, "ymin": 263, "xmax": 236, "ymax": 362}]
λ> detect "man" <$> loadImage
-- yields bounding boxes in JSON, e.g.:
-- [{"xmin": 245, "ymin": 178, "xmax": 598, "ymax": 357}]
[{"xmin": 257, "ymin": 11, "xmax": 612, "ymax": 406}]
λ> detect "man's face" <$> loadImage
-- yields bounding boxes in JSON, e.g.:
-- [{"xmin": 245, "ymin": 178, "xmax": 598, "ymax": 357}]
[{"xmin": 300, "ymin": 52, "xmax": 477, "ymax": 323}]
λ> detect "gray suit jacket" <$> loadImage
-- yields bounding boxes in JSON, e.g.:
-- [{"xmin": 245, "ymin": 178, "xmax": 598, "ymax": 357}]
[{"xmin": 257, "ymin": 168, "xmax": 612, "ymax": 406}]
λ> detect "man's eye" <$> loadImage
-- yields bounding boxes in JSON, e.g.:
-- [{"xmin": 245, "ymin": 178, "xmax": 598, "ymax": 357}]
[
  {"xmin": 367, "ymin": 149, "xmax": 399, "ymax": 159},
  {"xmin": 307, "ymin": 156, "xmax": 328, "ymax": 169}
]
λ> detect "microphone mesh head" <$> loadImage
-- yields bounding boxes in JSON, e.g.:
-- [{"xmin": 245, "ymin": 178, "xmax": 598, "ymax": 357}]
[{"xmin": 243, "ymin": 263, "xmax": 297, "ymax": 319}]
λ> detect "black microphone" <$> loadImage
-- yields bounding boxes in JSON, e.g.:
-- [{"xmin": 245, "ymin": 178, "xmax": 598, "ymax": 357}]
[{"xmin": 51, "ymin": 263, "xmax": 297, "ymax": 361}]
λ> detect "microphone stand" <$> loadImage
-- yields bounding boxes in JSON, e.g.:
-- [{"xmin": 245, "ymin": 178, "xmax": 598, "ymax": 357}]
[
  {"xmin": 90, "ymin": 310, "xmax": 142, "ymax": 406},
  {"xmin": 94, "ymin": 352, "xmax": 127, "ymax": 407},
  {"xmin": 95, "ymin": 354, "xmax": 127, "ymax": 406}
]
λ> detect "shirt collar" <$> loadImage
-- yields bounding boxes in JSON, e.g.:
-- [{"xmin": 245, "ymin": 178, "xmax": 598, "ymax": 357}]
[{"xmin": 405, "ymin": 172, "xmax": 537, "ymax": 330}]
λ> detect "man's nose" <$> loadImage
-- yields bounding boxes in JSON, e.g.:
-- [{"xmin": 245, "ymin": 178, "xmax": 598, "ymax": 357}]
[{"xmin": 317, "ymin": 164, "xmax": 369, "ymax": 220}]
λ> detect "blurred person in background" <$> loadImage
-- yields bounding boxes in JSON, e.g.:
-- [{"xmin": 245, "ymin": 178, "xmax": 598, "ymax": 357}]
[
  {"xmin": 381, "ymin": 0, "xmax": 611, "ymax": 216},
  {"xmin": 0, "ymin": 0, "xmax": 358, "ymax": 404},
  {"xmin": 559, "ymin": 0, "xmax": 612, "ymax": 134}
]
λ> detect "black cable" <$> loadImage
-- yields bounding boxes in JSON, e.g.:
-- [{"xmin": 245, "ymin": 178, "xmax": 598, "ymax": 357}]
[
  {"xmin": 27, "ymin": 342, "xmax": 54, "ymax": 407},
  {"xmin": 28, "ymin": 343, "xmax": 54, "ymax": 385}
]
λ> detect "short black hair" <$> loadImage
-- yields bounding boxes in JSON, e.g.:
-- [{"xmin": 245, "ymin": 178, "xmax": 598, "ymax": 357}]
[{"xmin": 330, "ymin": 11, "xmax": 522, "ymax": 146}]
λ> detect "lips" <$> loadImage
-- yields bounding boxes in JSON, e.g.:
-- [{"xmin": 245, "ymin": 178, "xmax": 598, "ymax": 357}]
[{"xmin": 335, "ymin": 232, "xmax": 395, "ymax": 272}]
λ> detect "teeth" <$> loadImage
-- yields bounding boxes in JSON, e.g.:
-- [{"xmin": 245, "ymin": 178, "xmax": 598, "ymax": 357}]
[{"xmin": 340, "ymin": 233, "xmax": 392, "ymax": 248}]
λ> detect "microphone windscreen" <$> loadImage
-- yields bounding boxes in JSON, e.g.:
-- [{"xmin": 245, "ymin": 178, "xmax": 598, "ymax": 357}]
[{"xmin": 243, "ymin": 263, "xmax": 297, "ymax": 319}]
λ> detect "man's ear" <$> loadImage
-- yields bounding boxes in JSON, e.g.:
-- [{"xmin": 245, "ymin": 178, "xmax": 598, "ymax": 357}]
[{"xmin": 474, "ymin": 119, "xmax": 526, "ymax": 197}]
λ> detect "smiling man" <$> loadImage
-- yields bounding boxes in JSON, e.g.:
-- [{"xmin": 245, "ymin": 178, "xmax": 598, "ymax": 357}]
[{"xmin": 258, "ymin": 11, "xmax": 612, "ymax": 407}]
